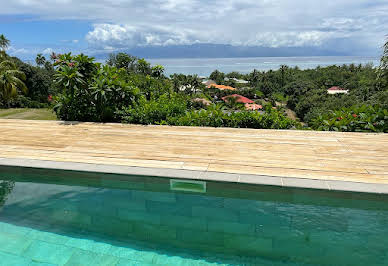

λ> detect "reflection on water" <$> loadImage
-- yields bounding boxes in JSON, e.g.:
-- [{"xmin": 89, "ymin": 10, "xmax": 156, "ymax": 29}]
[
  {"xmin": 0, "ymin": 181, "xmax": 14, "ymax": 208},
  {"xmin": 0, "ymin": 166, "xmax": 388, "ymax": 265}
]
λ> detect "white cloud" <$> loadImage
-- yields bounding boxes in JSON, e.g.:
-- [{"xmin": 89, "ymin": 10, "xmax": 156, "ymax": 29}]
[
  {"xmin": 7, "ymin": 46, "xmax": 30, "ymax": 55},
  {"xmin": 86, "ymin": 24, "xmax": 201, "ymax": 49},
  {"xmin": 42, "ymin": 48, "xmax": 53, "ymax": 54},
  {"xmin": 1, "ymin": 0, "xmax": 387, "ymax": 53}
]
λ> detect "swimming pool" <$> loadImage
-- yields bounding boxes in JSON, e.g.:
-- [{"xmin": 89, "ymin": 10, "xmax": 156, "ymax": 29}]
[{"xmin": 1, "ymin": 165, "xmax": 388, "ymax": 265}]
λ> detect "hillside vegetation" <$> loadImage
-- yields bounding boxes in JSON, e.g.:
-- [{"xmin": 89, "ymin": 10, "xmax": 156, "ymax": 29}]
[{"xmin": 0, "ymin": 34, "xmax": 387, "ymax": 132}]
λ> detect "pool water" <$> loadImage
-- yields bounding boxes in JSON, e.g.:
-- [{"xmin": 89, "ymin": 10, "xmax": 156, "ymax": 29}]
[{"xmin": 1, "ymin": 166, "xmax": 388, "ymax": 266}]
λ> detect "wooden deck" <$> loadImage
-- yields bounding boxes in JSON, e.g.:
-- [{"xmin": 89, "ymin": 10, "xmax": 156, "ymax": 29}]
[{"xmin": 0, "ymin": 119, "xmax": 387, "ymax": 184}]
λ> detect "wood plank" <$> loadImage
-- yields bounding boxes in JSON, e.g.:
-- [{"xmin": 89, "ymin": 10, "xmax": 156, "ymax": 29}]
[{"xmin": 0, "ymin": 119, "xmax": 387, "ymax": 185}]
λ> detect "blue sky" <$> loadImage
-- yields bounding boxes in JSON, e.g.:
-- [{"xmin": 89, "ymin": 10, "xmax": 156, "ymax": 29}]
[{"xmin": 1, "ymin": 0, "xmax": 387, "ymax": 59}]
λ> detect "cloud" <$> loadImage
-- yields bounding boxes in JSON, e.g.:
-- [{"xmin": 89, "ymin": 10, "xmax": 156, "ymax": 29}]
[
  {"xmin": 1, "ymin": 0, "xmax": 387, "ymax": 54},
  {"xmin": 42, "ymin": 48, "xmax": 53, "ymax": 54},
  {"xmin": 86, "ymin": 24, "xmax": 201, "ymax": 50}
]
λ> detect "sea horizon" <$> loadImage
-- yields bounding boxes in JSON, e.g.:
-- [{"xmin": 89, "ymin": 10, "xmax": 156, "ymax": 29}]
[
  {"xmin": 23, "ymin": 55, "xmax": 380, "ymax": 77},
  {"xmin": 148, "ymin": 55, "xmax": 380, "ymax": 76}
]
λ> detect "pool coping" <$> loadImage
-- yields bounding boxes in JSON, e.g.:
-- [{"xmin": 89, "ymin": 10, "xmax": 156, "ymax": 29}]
[{"xmin": 1, "ymin": 157, "xmax": 388, "ymax": 194}]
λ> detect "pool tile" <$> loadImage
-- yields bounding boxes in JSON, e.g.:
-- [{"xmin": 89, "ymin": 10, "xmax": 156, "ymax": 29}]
[
  {"xmin": 115, "ymin": 258, "xmax": 148, "ymax": 266},
  {"xmin": 224, "ymin": 234, "xmax": 273, "ymax": 255},
  {"xmin": 22, "ymin": 240, "xmax": 75, "ymax": 265},
  {"xmin": 29, "ymin": 262, "xmax": 57, "ymax": 266},
  {"xmin": 0, "ymin": 222, "xmax": 32, "ymax": 236},
  {"xmin": 132, "ymin": 222, "xmax": 177, "ymax": 242},
  {"xmin": 192, "ymin": 206, "xmax": 239, "ymax": 222},
  {"xmin": 117, "ymin": 209, "xmax": 161, "ymax": 225},
  {"xmin": 207, "ymin": 220, "xmax": 255, "ymax": 235},
  {"xmin": 64, "ymin": 250, "xmax": 120, "ymax": 266},
  {"xmin": 26, "ymin": 230, "xmax": 71, "ymax": 245},
  {"xmin": 146, "ymin": 200, "xmax": 192, "ymax": 216},
  {"xmin": 160, "ymin": 214, "xmax": 207, "ymax": 231},
  {"xmin": 177, "ymin": 229, "xmax": 224, "ymax": 247},
  {"xmin": 109, "ymin": 246, "xmax": 138, "ymax": 259},
  {"xmin": 0, "ymin": 232, "xmax": 33, "ymax": 255},
  {"xmin": 65, "ymin": 238, "xmax": 112, "ymax": 254},
  {"xmin": 0, "ymin": 251, "xmax": 31, "ymax": 266}
]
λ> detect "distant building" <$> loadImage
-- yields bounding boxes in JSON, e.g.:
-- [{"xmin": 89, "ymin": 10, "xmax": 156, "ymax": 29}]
[
  {"xmin": 244, "ymin": 103, "xmax": 263, "ymax": 111},
  {"xmin": 192, "ymin": 98, "xmax": 211, "ymax": 106},
  {"xmin": 327, "ymin": 86, "xmax": 349, "ymax": 94},
  {"xmin": 224, "ymin": 78, "xmax": 249, "ymax": 84},
  {"xmin": 221, "ymin": 94, "xmax": 254, "ymax": 104},
  {"xmin": 208, "ymin": 84, "xmax": 237, "ymax": 91},
  {"xmin": 202, "ymin": 80, "xmax": 217, "ymax": 86}
]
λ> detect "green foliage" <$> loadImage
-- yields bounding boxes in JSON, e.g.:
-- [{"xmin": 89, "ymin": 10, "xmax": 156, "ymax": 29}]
[
  {"xmin": 7, "ymin": 95, "xmax": 48, "ymax": 108},
  {"xmin": 167, "ymin": 104, "xmax": 296, "ymax": 129},
  {"xmin": 53, "ymin": 53, "xmax": 138, "ymax": 122},
  {"xmin": 311, "ymin": 105, "xmax": 387, "ymax": 132},
  {"xmin": 120, "ymin": 94, "xmax": 189, "ymax": 125},
  {"xmin": 18, "ymin": 62, "xmax": 55, "ymax": 104},
  {"xmin": 0, "ymin": 34, "xmax": 10, "ymax": 52},
  {"xmin": 106, "ymin": 52, "xmax": 164, "ymax": 78},
  {"xmin": 0, "ymin": 59, "xmax": 28, "ymax": 106},
  {"xmin": 376, "ymin": 38, "xmax": 388, "ymax": 91},
  {"xmin": 209, "ymin": 70, "xmax": 225, "ymax": 84},
  {"xmin": 170, "ymin": 74, "xmax": 204, "ymax": 95}
]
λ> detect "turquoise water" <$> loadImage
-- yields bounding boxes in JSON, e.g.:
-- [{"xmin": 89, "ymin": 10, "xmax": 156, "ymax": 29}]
[
  {"xmin": 147, "ymin": 56, "xmax": 380, "ymax": 76},
  {"xmin": 1, "ymin": 166, "xmax": 388, "ymax": 265}
]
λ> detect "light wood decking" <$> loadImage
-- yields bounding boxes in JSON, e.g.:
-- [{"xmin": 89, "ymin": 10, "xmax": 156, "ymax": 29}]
[{"xmin": 0, "ymin": 119, "xmax": 387, "ymax": 184}]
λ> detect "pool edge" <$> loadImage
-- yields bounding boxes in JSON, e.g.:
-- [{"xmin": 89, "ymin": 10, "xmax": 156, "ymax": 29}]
[{"xmin": 1, "ymin": 157, "xmax": 387, "ymax": 195}]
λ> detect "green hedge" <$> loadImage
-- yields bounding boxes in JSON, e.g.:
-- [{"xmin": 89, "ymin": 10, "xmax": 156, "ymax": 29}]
[{"xmin": 310, "ymin": 105, "xmax": 387, "ymax": 132}]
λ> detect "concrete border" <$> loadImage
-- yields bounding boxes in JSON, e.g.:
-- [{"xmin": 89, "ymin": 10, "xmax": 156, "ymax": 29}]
[{"xmin": 1, "ymin": 157, "xmax": 388, "ymax": 194}]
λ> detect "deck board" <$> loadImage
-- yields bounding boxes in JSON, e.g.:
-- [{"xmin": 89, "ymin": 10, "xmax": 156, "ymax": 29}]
[{"xmin": 0, "ymin": 119, "xmax": 387, "ymax": 184}]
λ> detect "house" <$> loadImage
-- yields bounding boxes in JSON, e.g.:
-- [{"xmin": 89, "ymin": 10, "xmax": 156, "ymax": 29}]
[
  {"xmin": 327, "ymin": 86, "xmax": 349, "ymax": 94},
  {"xmin": 202, "ymin": 79, "xmax": 217, "ymax": 86},
  {"xmin": 208, "ymin": 84, "xmax": 237, "ymax": 91},
  {"xmin": 192, "ymin": 98, "xmax": 211, "ymax": 106},
  {"xmin": 221, "ymin": 94, "xmax": 254, "ymax": 104},
  {"xmin": 245, "ymin": 103, "xmax": 263, "ymax": 111},
  {"xmin": 224, "ymin": 78, "xmax": 249, "ymax": 84}
]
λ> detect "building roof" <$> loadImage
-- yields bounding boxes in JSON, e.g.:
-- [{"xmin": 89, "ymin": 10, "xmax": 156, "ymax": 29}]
[
  {"xmin": 192, "ymin": 98, "xmax": 211, "ymax": 106},
  {"xmin": 222, "ymin": 94, "xmax": 254, "ymax": 104},
  {"xmin": 207, "ymin": 84, "xmax": 237, "ymax": 91},
  {"xmin": 245, "ymin": 103, "xmax": 263, "ymax": 110},
  {"xmin": 202, "ymin": 80, "xmax": 217, "ymax": 86},
  {"xmin": 328, "ymin": 86, "xmax": 347, "ymax": 91}
]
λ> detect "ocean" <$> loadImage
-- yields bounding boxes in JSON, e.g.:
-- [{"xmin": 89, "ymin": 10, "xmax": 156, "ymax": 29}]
[{"xmin": 148, "ymin": 56, "xmax": 380, "ymax": 77}]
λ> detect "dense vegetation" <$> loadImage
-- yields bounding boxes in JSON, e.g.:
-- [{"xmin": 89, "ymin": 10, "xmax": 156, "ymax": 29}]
[{"xmin": 0, "ymin": 33, "xmax": 387, "ymax": 132}]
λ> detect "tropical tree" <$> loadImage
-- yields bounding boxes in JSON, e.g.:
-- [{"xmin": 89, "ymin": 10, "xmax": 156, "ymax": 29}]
[
  {"xmin": 376, "ymin": 37, "xmax": 388, "ymax": 91},
  {"xmin": 0, "ymin": 34, "xmax": 10, "ymax": 51},
  {"xmin": 35, "ymin": 53, "xmax": 46, "ymax": 66},
  {"xmin": 0, "ymin": 60, "xmax": 28, "ymax": 105}
]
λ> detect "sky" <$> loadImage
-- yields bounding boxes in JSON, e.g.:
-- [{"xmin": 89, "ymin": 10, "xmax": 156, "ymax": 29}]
[{"xmin": 0, "ymin": 0, "xmax": 387, "ymax": 59}]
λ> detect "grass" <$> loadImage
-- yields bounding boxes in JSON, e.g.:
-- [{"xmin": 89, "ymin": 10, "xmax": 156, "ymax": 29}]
[{"xmin": 0, "ymin": 108, "xmax": 57, "ymax": 120}]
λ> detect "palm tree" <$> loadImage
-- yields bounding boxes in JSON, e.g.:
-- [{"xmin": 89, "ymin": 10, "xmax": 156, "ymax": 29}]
[
  {"xmin": 0, "ymin": 34, "xmax": 10, "ymax": 51},
  {"xmin": 0, "ymin": 60, "xmax": 28, "ymax": 105},
  {"xmin": 35, "ymin": 53, "xmax": 46, "ymax": 66},
  {"xmin": 376, "ymin": 37, "xmax": 388, "ymax": 90}
]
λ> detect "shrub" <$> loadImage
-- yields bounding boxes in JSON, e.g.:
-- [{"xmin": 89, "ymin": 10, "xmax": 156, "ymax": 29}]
[
  {"xmin": 53, "ymin": 54, "xmax": 139, "ymax": 122},
  {"xmin": 166, "ymin": 104, "xmax": 297, "ymax": 129},
  {"xmin": 310, "ymin": 105, "xmax": 387, "ymax": 132},
  {"xmin": 120, "ymin": 94, "xmax": 189, "ymax": 125}
]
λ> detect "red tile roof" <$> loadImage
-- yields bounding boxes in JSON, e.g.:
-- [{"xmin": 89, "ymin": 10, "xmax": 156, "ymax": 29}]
[
  {"xmin": 222, "ymin": 94, "xmax": 254, "ymax": 104},
  {"xmin": 207, "ymin": 84, "xmax": 237, "ymax": 91},
  {"xmin": 245, "ymin": 103, "xmax": 263, "ymax": 110}
]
